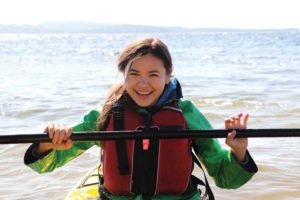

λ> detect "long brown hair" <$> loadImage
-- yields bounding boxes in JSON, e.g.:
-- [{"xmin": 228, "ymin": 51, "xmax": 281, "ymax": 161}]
[{"xmin": 98, "ymin": 37, "xmax": 173, "ymax": 129}]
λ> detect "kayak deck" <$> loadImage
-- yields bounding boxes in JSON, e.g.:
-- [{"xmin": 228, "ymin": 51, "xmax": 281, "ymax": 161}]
[{"xmin": 66, "ymin": 166, "xmax": 101, "ymax": 200}]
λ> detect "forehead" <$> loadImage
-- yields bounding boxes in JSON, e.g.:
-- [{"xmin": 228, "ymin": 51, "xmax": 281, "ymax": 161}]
[{"xmin": 130, "ymin": 54, "xmax": 165, "ymax": 72}]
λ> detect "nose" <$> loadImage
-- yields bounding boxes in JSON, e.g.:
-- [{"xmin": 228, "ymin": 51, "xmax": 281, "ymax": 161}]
[{"xmin": 138, "ymin": 77, "xmax": 149, "ymax": 86}]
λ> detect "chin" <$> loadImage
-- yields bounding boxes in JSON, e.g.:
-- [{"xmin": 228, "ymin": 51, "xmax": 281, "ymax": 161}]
[
  {"xmin": 135, "ymin": 100, "xmax": 156, "ymax": 108},
  {"xmin": 136, "ymin": 103, "xmax": 152, "ymax": 108}
]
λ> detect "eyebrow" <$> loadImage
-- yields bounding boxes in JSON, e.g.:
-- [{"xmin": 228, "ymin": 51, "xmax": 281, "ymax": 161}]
[
  {"xmin": 128, "ymin": 68, "xmax": 139, "ymax": 72},
  {"xmin": 148, "ymin": 70, "xmax": 160, "ymax": 74},
  {"xmin": 129, "ymin": 68, "xmax": 161, "ymax": 74}
]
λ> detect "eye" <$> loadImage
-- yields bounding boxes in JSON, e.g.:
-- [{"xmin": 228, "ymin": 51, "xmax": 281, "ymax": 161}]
[
  {"xmin": 129, "ymin": 72, "xmax": 139, "ymax": 76},
  {"xmin": 150, "ymin": 73, "xmax": 159, "ymax": 77}
]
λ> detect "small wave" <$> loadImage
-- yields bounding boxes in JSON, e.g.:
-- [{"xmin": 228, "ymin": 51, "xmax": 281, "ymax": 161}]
[
  {"xmin": 4, "ymin": 108, "xmax": 49, "ymax": 118},
  {"xmin": 193, "ymin": 98, "xmax": 265, "ymax": 109},
  {"xmin": 289, "ymin": 107, "xmax": 300, "ymax": 114},
  {"xmin": 258, "ymin": 164, "xmax": 282, "ymax": 172},
  {"xmin": 252, "ymin": 190, "xmax": 300, "ymax": 200}
]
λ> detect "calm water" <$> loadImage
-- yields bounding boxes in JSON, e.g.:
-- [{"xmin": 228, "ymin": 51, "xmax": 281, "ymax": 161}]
[{"xmin": 0, "ymin": 30, "xmax": 300, "ymax": 199}]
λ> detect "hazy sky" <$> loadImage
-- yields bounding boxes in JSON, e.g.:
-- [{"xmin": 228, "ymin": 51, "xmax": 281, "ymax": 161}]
[{"xmin": 0, "ymin": 0, "xmax": 299, "ymax": 29}]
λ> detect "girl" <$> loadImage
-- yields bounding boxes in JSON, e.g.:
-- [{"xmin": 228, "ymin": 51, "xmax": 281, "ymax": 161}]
[{"xmin": 24, "ymin": 37, "xmax": 257, "ymax": 200}]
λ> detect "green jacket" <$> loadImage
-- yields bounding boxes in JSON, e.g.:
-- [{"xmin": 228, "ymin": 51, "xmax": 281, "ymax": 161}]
[{"xmin": 24, "ymin": 99, "xmax": 257, "ymax": 200}]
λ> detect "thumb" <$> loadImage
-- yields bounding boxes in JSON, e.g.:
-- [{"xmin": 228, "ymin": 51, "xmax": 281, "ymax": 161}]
[
  {"xmin": 64, "ymin": 139, "xmax": 73, "ymax": 149},
  {"xmin": 225, "ymin": 130, "xmax": 236, "ymax": 146},
  {"xmin": 53, "ymin": 139, "xmax": 73, "ymax": 150}
]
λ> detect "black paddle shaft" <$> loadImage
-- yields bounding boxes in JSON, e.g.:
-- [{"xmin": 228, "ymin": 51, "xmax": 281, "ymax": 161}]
[{"xmin": 1, "ymin": 129, "xmax": 300, "ymax": 144}]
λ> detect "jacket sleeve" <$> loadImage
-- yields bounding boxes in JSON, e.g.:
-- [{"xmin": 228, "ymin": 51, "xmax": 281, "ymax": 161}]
[
  {"xmin": 24, "ymin": 110, "xmax": 101, "ymax": 174},
  {"xmin": 178, "ymin": 99, "xmax": 257, "ymax": 189}
]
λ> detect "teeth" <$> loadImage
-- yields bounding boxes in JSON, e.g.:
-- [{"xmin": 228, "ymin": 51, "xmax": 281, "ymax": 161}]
[{"xmin": 137, "ymin": 91, "xmax": 151, "ymax": 95}]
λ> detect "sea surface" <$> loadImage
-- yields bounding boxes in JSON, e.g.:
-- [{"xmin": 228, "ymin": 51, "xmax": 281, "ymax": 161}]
[{"xmin": 0, "ymin": 30, "xmax": 300, "ymax": 199}]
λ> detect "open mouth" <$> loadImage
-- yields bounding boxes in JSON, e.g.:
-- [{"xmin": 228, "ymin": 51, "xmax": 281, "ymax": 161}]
[{"xmin": 136, "ymin": 90, "xmax": 153, "ymax": 96}]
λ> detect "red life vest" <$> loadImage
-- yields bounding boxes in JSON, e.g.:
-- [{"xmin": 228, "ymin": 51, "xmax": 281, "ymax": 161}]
[{"xmin": 102, "ymin": 102, "xmax": 194, "ymax": 196}]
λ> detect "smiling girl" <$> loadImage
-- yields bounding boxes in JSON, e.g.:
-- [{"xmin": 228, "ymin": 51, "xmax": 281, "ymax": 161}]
[{"xmin": 24, "ymin": 37, "xmax": 257, "ymax": 200}]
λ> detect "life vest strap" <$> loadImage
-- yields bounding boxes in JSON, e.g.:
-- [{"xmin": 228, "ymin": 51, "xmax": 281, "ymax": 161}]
[
  {"xmin": 192, "ymin": 151, "xmax": 215, "ymax": 200},
  {"xmin": 113, "ymin": 103, "xmax": 130, "ymax": 175}
]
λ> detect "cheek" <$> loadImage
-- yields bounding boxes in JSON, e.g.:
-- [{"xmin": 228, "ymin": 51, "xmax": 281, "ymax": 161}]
[
  {"xmin": 125, "ymin": 77, "xmax": 137, "ymax": 88},
  {"xmin": 152, "ymin": 78, "xmax": 167, "ymax": 90},
  {"xmin": 124, "ymin": 82, "xmax": 132, "ymax": 94}
]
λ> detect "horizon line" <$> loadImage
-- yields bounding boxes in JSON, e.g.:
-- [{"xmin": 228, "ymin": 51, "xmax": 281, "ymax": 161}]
[{"xmin": 0, "ymin": 21, "xmax": 299, "ymax": 31}]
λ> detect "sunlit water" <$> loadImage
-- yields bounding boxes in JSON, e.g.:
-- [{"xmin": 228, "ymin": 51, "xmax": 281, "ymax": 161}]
[{"xmin": 0, "ymin": 31, "xmax": 300, "ymax": 199}]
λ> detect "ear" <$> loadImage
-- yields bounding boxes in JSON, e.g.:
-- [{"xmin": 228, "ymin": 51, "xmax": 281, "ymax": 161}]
[{"xmin": 165, "ymin": 74, "xmax": 171, "ymax": 84}]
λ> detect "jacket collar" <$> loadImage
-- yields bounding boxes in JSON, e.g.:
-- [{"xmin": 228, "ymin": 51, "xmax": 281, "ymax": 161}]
[{"xmin": 153, "ymin": 77, "xmax": 183, "ymax": 109}]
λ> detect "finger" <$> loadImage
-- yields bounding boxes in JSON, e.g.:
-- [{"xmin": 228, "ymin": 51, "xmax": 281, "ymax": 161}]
[
  {"xmin": 242, "ymin": 113, "xmax": 249, "ymax": 128},
  {"xmin": 228, "ymin": 113, "xmax": 242, "ymax": 119},
  {"xmin": 43, "ymin": 126, "xmax": 48, "ymax": 133},
  {"xmin": 234, "ymin": 115, "xmax": 242, "ymax": 129},
  {"xmin": 57, "ymin": 125, "xmax": 66, "ymax": 144},
  {"xmin": 53, "ymin": 138, "xmax": 73, "ymax": 150},
  {"xmin": 225, "ymin": 117, "xmax": 234, "ymax": 123},
  {"xmin": 225, "ymin": 130, "xmax": 236, "ymax": 145},
  {"xmin": 224, "ymin": 120, "xmax": 230, "ymax": 129},
  {"xmin": 47, "ymin": 123, "xmax": 55, "ymax": 139},
  {"xmin": 64, "ymin": 139, "xmax": 73, "ymax": 149},
  {"xmin": 228, "ymin": 113, "xmax": 243, "ymax": 129},
  {"xmin": 52, "ymin": 124, "xmax": 61, "ymax": 144},
  {"xmin": 65, "ymin": 127, "xmax": 73, "ymax": 141},
  {"xmin": 229, "ymin": 130, "xmax": 237, "ymax": 138},
  {"xmin": 225, "ymin": 118, "xmax": 234, "ymax": 129}
]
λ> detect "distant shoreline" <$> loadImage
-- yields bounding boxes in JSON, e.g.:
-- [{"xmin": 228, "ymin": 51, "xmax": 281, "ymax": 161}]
[{"xmin": 0, "ymin": 22, "xmax": 298, "ymax": 33}]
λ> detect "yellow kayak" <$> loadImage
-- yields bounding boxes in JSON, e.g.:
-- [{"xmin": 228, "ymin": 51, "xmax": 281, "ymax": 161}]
[{"xmin": 65, "ymin": 166, "xmax": 102, "ymax": 200}]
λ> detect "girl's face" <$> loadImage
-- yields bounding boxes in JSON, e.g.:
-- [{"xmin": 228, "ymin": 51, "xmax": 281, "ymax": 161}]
[{"xmin": 124, "ymin": 54, "xmax": 171, "ymax": 107}]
